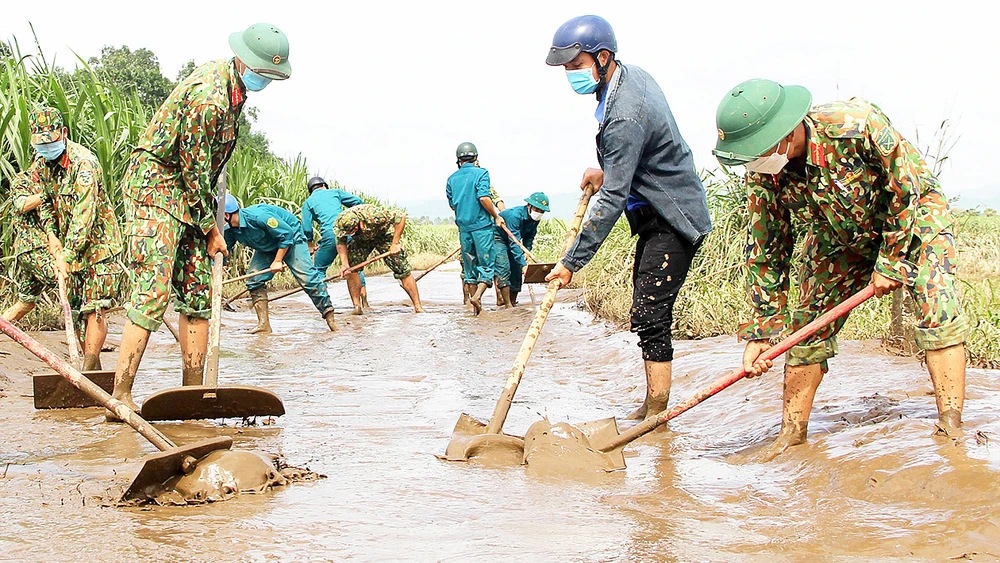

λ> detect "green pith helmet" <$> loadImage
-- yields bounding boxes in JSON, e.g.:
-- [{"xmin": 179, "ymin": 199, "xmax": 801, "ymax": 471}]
[
  {"xmin": 712, "ymin": 79, "xmax": 812, "ymax": 166},
  {"xmin": 524, "ymin": 191, "xmax": 550, "ymax": 212},
  {"xmin": 456, "ymin": 142, "xmax": 478, "ymax": 160},
  {"xmin": 29, "ymin": 106, "xmax": 65, "ymax": 145},
  {"xmin": 229, "ymin": 23, "xmax": 292, "ymax": 80}
]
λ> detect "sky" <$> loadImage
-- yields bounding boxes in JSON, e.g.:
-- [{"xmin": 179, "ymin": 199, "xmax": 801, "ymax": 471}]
[{"xmin": 4, "ymin": 0, "xmax": 998, "ymax": 218}]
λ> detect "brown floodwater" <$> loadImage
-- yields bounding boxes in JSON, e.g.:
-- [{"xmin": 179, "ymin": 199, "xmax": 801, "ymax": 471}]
[{"xmin": 2, "ymin": 267, "xmax": 999, "ymax": 561}]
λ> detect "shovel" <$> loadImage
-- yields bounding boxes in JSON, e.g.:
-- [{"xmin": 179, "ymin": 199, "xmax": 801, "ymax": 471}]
[
  {"xmin": 265, "ymin": 249, "xmax": 394, "ymax": 304},
  {"xmin": 0, "ymin": 315, "xmax": 235, "ymax": 502},
  {"xmin": 522, "ymin": 285, "xmax": 878, "ymax": 470},
  {"xmin": 442, "ymin": 184, "xmax": 595, "ymax": 462},
  {"xmin": 32, "ymin": 270, "xmax": 115, "ymax": 409},
  {"xmin": 222, "ymin": 265, "xmax": 284, "ymax": 286},
  {"xmin": 414, "ymin": 245, "xmax": 461, "ymax": 282},
  {"xmin": 500, "ymin": 224, "xmax": 538, "ymax": 307},
  {"xmin": 139, "ymin": 171, "xmax": 285, "ymax": 422}
]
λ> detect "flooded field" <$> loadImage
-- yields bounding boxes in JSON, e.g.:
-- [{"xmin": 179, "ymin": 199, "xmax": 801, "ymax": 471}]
[{"xmin": 1, "ymin": 268, "xmax": 998, "ymax": 561}]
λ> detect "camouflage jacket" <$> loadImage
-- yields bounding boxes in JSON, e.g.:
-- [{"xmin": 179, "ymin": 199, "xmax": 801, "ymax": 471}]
[
  {"xmin": 334, "ymin": 204, "xmax": 404, "ymax": 245},
  {"xmin": 128, "ymin": 59, "xmax": 245, "ymax": 234},
  {"xmin": 29, "ymin": 140, "xmax": 123, "ymax": 272},
  {"xmin": 9, "ymin": 172, "xmax": 48, "ymax": 256},
  {"xmin": 740, "ymin": 98, "xmax": 952, "ymax": 341}
]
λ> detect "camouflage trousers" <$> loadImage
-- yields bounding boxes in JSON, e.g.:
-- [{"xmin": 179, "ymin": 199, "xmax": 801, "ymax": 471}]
[
  {"xmin": 347, "ymin": 233, "xmax": 412, "ymax": 280},
  {"xmin": 13, "ymin": 247, "xmax": 55, "ymax": 303},
  {"xmin": 69, "ymin": 258, "xmax": 123, "ymax": 335},
  {"xmin": 787, "ymin": 228, "xmax": 967, "ymax": 368},
  {"xmin": 124, "ymin": 202, "xmax": 213, "ymax": 331}
]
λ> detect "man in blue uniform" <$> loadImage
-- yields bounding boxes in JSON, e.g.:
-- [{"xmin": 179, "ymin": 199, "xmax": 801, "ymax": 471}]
[
  {"xmin": 543, "ymin": 16, "xmax": 712, "ymax": 421},
  {"xmin": 301, "ymin": 176, "xmax": 370, "ymax": 308},
  {"xmin": 494, "ymin": 191, "xmax": 550, "ymax": 307},
  {"xmin": 446, "ymin": 142, "xmax": 505, "ymax": 315},
  {"xmin": 223, "ymin": 195, "xmax": 337, "ymax": 333}
]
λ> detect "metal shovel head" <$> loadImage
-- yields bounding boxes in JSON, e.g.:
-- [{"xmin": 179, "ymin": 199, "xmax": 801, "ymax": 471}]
[
  {"xmin": 523, "ymin": 263, "xmax": 556, "ymax": 284},
  {"xmin": 123, "ymin": 436, "xmax": 234, "ymax": 502},
  {"xmin": 32, "ymin": 370, "xmax": 115, "ymax": 409},
  {"xmin": 523, "ymin": 417, "xmax": 626, "ymax": 472},
  {"xmin": 139, "ymin": 385, "xmax": 285, "ymax": 421},
  {"xmin": 441, "ymin": 413, "xmax": 525, "ymax": 465}
]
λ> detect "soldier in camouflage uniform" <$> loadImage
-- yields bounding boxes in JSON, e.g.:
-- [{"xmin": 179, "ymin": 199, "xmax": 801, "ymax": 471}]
[
  {"xmin": 713, "ymin": 79, "xmax": 967, "ymax": 460},
  {"xmin": 109, "ymin": 23, "xmax": 292, "ymax": 419},
  {"xmin": 335, "ymin": 204, "xmax": 424, "ymax": 314},
  {"xmin": 1, "ymin": 172, "xmax": 56, "ymax": 323},
  {"xmin": 25, "ymin": 107, "xmax": 123, "ymax": 371}
]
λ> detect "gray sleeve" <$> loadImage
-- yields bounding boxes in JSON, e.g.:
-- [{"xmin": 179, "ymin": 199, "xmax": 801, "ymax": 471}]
[{"xmin": 562, "ymin": 118, "xmax": 644, "ymax": 272}]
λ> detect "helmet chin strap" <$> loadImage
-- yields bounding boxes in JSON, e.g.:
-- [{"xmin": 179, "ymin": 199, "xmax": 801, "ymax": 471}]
[{"xmin": 593, "ymin": 51, "xmax": 614, "ymax": 99}]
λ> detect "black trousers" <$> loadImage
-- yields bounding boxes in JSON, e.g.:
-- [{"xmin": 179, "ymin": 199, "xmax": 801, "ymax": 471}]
[{"xmin": 630, "ymin": 213, "xmax": 699, "ymax": 362}]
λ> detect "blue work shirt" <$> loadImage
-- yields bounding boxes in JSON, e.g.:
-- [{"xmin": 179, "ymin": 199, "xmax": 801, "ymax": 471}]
[
  {"xmin": 225, "ymin": 204, "xmax": 306, "ymax": 253},
  {"xmin": 301, "ymin": 188, "xmax": 364, "ymax": 242},
  {"xmin": 496, "ymin": 205, "xmax": 539, "ymax": 270},
  {"xmin": 446, "ymin": 163, "xmax": 493, "ymax": 233}
]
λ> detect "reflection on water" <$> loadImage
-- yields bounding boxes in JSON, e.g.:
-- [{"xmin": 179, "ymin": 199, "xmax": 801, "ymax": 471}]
[{"xmin": 1, "ymin": 268, "xmax": 998, "ymax": 560}]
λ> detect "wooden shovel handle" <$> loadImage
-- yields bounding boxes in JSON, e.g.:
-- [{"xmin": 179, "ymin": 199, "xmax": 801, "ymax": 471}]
[
  {"xmin": 223, "ymin": 266, "xmax": 279, "ymax": 286},
  {"xmin": 415, "ymin": 245, "xmax": 462, "ymax": 282},
  {"xmin": 501, "ymin": 224, "xmax": 539, "ymax": 264},
  {"xmin": 204, "ymin": 167, "xmax": 227, "ymax": 388},
  {"xmin": 0, "ymin": 316, "xmax": 176, "ymax": 451},
  {"xmin": 484, "ymin": 184, "xmax": 595, "ymax": 435},
  {"xmin": 267, "ymin": 250, "xmax": 394, "ymax": 303},
  {"xmin": 55, "ymin": 271, "xmax": 81, "ymax": 367},
  {"xmin": 599, "ymin": 285, "xmax": 877, "ymax": 452}
]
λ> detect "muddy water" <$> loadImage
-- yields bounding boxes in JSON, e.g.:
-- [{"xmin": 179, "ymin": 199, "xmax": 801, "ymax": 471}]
[{"xmin": 2, "ymin": 267, "xmax": 999, "ymax": 561}]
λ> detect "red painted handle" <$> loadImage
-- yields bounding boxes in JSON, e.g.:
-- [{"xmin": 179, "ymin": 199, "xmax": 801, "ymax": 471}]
[{"xmin": 601, "ymin": 285, "xmax": 877, "ymax": 452}]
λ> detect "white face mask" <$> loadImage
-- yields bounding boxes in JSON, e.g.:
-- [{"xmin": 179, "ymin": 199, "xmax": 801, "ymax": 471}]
[
  {"xmin": 745, "ymin": 141, "xmax": 790, "ymax": 175},
  {"xmin": 528, "ymin": 210, "xmax": 543, "ymax": 221}
]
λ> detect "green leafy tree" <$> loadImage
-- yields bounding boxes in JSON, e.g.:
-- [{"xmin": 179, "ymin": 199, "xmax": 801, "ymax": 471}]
[{"xmin": 87, "ymin": 45, "xmax": 173, "ymax": 109}]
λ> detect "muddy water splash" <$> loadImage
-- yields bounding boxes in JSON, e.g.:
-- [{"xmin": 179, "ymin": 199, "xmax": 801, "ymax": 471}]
[{"xmin": 1, "ymin": 266, "xmax": 999, "ymax": 560}]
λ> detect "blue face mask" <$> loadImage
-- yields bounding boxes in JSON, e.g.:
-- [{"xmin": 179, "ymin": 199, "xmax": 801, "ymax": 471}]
[
  {"xmin": 566, "ymin": 66, "xmax": 599, "ymax": 95},
  {"xmin": 241, "ymin": 68, "xmax": 272, "ymax": 92},
  {"xmin": 35, "ymin": 140, "xmax": 66, "ymax": 161}
]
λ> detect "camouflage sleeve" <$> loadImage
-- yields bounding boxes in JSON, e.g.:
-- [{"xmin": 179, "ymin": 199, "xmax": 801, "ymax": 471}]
[
  {"xmin": 27, "ymin": 160, "xmax": 57, "ymax": 235},
  {"xmin": 489, "ymin": 186, "xmax": 503, "ymax": 206},
  {"xmin": 737, "ymin": 174, "xmax": 794, "ymax": 341},
  {"xmin": 61, "ymin": 159, "xmax": 101, "ymax": 266},
  {"xmin": 179, "ymin": 102, "xmax": 223, "ymax": 235},
  {"xmin": 12, "ymin": 174, "xmax": 31, "ymax": 213},
  {"xmin": 865, "ymin": 108, "xmax": 921, "ymax": 284}
]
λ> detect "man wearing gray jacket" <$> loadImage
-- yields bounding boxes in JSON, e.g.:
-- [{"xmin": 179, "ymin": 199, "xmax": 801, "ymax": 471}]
[{"xmin": 544, "ymin": 15, "xmax": 712, "ymax": 421}]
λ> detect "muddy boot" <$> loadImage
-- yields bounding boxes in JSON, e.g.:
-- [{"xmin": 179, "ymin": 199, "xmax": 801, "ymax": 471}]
[
  {"xmin": 81, "ymin": 353, "xmax": 102, "ymax": 372},
  {"xmin": 323, "ymin": 310, "xmax": 338, "ymax": 332},
  {"xmin": 928, "ymin": 344, "xmax": 966, "ymax": 437},
  {"xmin": 106, "ymin": 322, "xmax": 149, "ymax": 422},
  {"xmin": 508, "ymin": 290, "xmax": 519, "ymax": 307},
  {"xmin": 248, "ymin": 288, "xmax": 272, "ymax": 334},
  {"xmin": 352, "ymin": 306, "xmax": 364, "ymax": 316},
  {"xmin": 627, "ymin": 360, "xmax": 671, "ymax": 421},
  {"xmin": 361, "ymin": 293, "xmax": 371, "ymax": 310},
  {"xmin": 1, "ymin": 301, "xmax": 36, "ymax": 323},
  {"xmin": 499, "ymin": 286, "xmax": 513, "ymax": 309},
  {"xmin": 469, "ymin": 283, "xmax": 488, "ymax": 316},
  {"xmin": 760, "ymin": 363, "xmax": 824, "ymax": 461},
  {"xmin": 495, "ymin": 285, "xmax": 504, "ymax": 307}
]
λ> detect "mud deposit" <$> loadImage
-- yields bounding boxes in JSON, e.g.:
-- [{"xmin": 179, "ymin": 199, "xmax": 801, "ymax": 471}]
[{"xmin": 2, "ymin": 267, "xmax": 999, "ymax": 561}]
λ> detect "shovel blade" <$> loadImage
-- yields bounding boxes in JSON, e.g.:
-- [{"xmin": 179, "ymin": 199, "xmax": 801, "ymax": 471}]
[
  {"xmin": 441, "ymin": 413, "xmax": 526, "ymax": 464},
  {"xmin": 523, "ymin": 263, "xmax": 556, "ymax": 284},
  {"xmin": 32, "ymin": 370, "xmax": 115, "ymax": 409},
  {"xmin": 140, "ymin": 385, "xmax": 285, "ymax": 421},
  {"xmin": 523, "ymin": 417, "xmax": 626, "ymax": 472},
  {"xmin": 577, "ymin": 417, "xmax": 626, "ymax": 471},
  {"xmin": 122, "ymin": 436, "xmax": 233, "ymax": 502},
  {"xmin": 442, "ymin": 413, "xmax": 487, "ymax": 461}
]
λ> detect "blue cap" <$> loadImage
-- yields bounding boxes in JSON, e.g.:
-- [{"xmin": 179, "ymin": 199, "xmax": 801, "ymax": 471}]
[
  {"xmin": 545, "ymin": 15, "xmax": 617, "ymax": 66},
  {"xmin": 224, "ymin": 194, "xmax": 240, "ymax": 214}
]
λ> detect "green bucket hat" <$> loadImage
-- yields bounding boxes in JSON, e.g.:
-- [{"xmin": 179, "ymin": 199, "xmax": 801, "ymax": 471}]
[
  {"xmin": 524, "ymin": 191, "xmax": 550, "ymax": 212},
  {"xmin": 712, "ymin": 79, "xmax": 811, "ymax": 166},
  {"xmin": 29, "ymin": 107, "xmax": 65, "ymax": 145},
  {"xmin": 229, "ymin": 23, "xmax": 292, "ymax": 80}
]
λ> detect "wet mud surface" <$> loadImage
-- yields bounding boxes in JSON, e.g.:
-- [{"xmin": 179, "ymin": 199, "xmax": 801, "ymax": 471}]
[{"xmin": 2, "ymin": 266, "xmax": 999, "ymax": 561}]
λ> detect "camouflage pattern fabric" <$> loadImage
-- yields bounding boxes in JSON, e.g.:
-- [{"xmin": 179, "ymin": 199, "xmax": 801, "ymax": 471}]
[
  {"xmin": 488, "ymin": 185, "xmax": 504, "ymax": 208},
  {"xmin": 9, "ymin": 172, "xmax": 48, "ymax": 256},
  {"xmin": 346, "ymin": 234, "xmax": 412, "ymax": 280},
  {"xmin": 126, "ymin": 59, "xmax": 244, "ymax": 234},
  {"xmin": 69, "ymin": 259, "xmax": 123, "ymax": 333},
  {"xmin": 13, "ymin": 249, "xmax": 56, "ymax": 303},
  {"xmin": 28, "ymin": 140, "xmax": 123, "ymax": 272},
  {"xmin": 124, "ymin": 203, "xmax": 213, "ymax": 331},
  {"xmin": 28, "ymin": 106, "xmax": 63, "ymax": 145},
  {"xmin": 738, "ymin": 98, "xmax": 965, "ymax": 366},
  {"xmin": 336, "ymin": 205, "xmax": 411, "ymax": 279}
]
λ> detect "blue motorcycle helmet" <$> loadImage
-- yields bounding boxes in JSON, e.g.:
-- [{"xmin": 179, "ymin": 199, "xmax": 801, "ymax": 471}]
[{"xmin": 546, "ymin": 15, "xmax": 617, "ymax": 96}]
